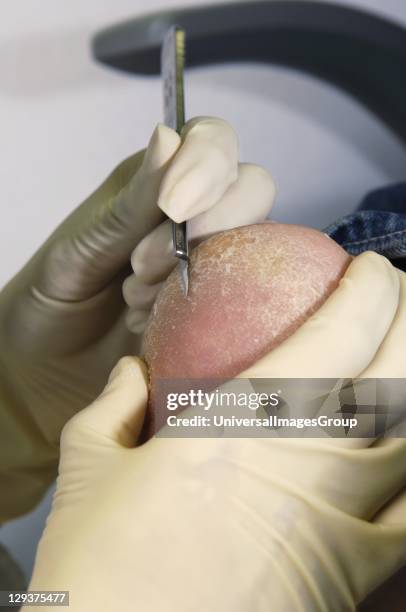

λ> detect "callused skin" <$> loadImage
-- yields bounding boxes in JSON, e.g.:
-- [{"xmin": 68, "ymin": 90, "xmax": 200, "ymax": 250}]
[{"xmin": 143, "ymin": 223, "xmax": 351, "ymax": 435}]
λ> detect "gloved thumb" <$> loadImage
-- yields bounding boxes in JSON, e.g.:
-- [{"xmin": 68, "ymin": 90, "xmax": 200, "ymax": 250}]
[{"xmin": 61, "ymin": 356, "xmax": 149, "ymax": 450}]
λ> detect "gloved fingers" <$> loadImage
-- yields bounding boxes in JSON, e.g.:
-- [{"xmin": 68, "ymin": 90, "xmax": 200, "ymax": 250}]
[
  {"xmin": 40, "ymin": 117, "xmax": 240, "ymax": 301},
  {"xmin": 125, "ymin": 307, "xmax": 153, "ymax": 335},
  {"xmin": 61, "ymin": 356, "xmax": 148, "ymax": 450},
  {"xmin": 130, "ymin": 219, "xmax": 175, "ymax": 285},
  {"xmin": 361, "ymin": 269, "xmax": 406, "ymax": 378},
  {"xmin": 365, "ymin": 441, "xmax": 406, "ymax": 519},
  {"xmin": 373, "ymin": 486, "xmax": 406, "ymax": 525},
  {"xmin": 188, "ymin": 162, "xmax": 275, "ymax": 241},
  {"xmin": 130, "ymin": 163, "xmax": 275, "ymax": 285},
  {"xmin": 349, "ymin": 440, "xmax": 406, "ymax": 519},
  {"xmin": 358, "ymin": 522, "xmax": 406, "ymax": 603},
  {"xmin": 239, "ymin": 252, "xmax": 400, "ymax": 379},
  {"xmin": 360, "ymin": 264, "xmax": 406, "ymax": 436},
  {"xmin": 38, "ymin": 124, "xmax": 181, "ymax": 301},
  {"xmin": 158, "ymin": 116, "xmax": 239, "ymax": 222},
  {"xmin": 123, "ymin": 277, "xmax": 162, "ymax": 334},
  {"xmin": 243, "ymin": 452, "xmax": 406, "ymax": 608},
  {"xmin": 314, "ymin": 438, "xmax": 406, "ymax": 526},
  {"xmin": 122, "ymin": 275, "xmax": 163, "ymax": 310},
  {"xmin": 322, "ymin": 512, "xmax": 406, "ymax": 605},
  {"xmin": 233, "ymin": 437, "xmax": 406, "ymax": 521}
]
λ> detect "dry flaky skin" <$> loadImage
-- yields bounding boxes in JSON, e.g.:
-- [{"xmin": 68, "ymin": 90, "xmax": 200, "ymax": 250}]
[{"xmin": 143, "ymin": 223, "xmax": 351, "ymax": 434}]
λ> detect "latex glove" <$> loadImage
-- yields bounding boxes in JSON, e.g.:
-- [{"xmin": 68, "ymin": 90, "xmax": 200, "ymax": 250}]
[
  {"xmin": 0, "ymin": 116, "xmax": 275, "ymax": 522},
  {"xmin": 27, "ymin": 253, "xmax": 406, "ymax": 612}
]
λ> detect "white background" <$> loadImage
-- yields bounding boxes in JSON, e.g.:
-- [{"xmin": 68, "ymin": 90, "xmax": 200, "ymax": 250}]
[{"xmin": 1, "ymin": 0, "xmax": 406, "ymax": 579}]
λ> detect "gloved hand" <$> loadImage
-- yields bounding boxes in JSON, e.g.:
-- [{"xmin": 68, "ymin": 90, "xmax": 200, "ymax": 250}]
[
  {"xmin": 26, "ymin": 252, "xmax": 406, "ymax": 612},
  {"xmin": 0, "ymin": 117, "xmax": 275, "ymax": 522},
  {"xmin": 122, "ymin": 117, "xmax": 275, "ymax": 333}
]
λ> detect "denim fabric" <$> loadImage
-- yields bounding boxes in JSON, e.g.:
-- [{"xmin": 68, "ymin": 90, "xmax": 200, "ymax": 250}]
[{"xmin": 324, "ymin": 183, "xmax": 406, "ymax": 271}]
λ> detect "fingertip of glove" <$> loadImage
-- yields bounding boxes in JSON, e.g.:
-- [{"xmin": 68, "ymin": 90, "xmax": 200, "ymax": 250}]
[
  {"xmin": 354, "ymin": 250, "xmax": 391, "ymax": 269},
  {"xmin": 109, "ymin": 356, "xmax": 149, "ymax": 388},
  {"xmin": 350, "ymin": 251, "xmax": 400, "ymax": 292},
  {"xmin": 238, "ymin": 163, "xmax": 277, "ymax": 208},
  {"xmin": 153, "ymin": 122, "xmax": 181, "ymax": 146},
  {"xmin": 157, "ymin": 197, "xmax": 186, "ymax": 223},
  {"xmin": 142, "ymin": 123, "xmax": 181, "ymax": 173}
]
